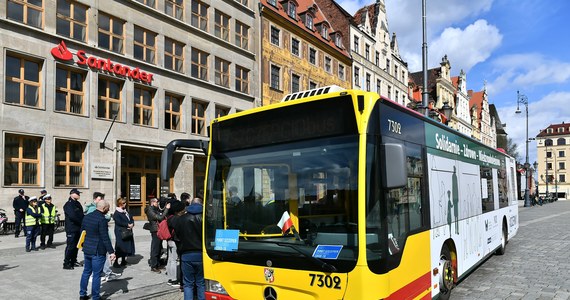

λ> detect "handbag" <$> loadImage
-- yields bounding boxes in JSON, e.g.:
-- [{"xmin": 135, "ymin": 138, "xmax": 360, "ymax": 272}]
[
  {"xmin": 120, "ymin": 228, "xmax": 133, "ymax": 241},
  {"xmin": 143, "ymin": 222, "xmax": 151, "ymax": 231}
]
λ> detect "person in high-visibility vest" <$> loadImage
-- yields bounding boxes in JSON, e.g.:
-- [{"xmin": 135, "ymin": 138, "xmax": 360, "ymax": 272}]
[
  {"xmin": 24, "ymin": 197, "xmax": 42, "ymax": 252},
  {"xmin": 39, "ymin": 194, "xmax": 57, "ymax": 249}
]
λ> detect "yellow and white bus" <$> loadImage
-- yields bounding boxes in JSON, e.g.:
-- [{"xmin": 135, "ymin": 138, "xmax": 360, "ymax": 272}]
[{"xmin": 161, "ymin": 87, "xmax": 518, "ymax": 299}]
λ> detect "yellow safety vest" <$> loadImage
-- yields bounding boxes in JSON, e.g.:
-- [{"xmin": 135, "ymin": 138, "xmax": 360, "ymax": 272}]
[
  {"xmin": 24, "ymin": 206, "xmax": 40, "ymax": 227},
  {"xmin": 41, "ymin": 204, "xmax": 57, "ymax": 224}
]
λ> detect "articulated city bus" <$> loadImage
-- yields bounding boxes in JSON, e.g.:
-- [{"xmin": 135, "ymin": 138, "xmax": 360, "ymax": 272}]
[{"xmin": 161, "ymin": 87, "xmax": 518, "ymax": 299}]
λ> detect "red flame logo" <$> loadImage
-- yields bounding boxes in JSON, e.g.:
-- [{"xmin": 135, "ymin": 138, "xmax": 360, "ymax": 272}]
[{"xmin": 51, "ymin": 41, "xmax": 74, "ymax": 61}]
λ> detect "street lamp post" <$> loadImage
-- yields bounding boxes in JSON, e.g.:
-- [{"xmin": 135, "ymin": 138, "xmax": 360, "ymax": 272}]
[
  {"xmin": 534, "ymin": 161, "xmax": 539, "ymax": 199},
  {"xmin": 515, "ymin": 91, "xmax": 531, "ymax": 207}
]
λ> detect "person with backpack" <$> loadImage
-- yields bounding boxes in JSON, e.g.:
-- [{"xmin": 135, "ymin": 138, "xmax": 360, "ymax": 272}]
[
  {"xmin": 164, "ymin": 200, "xmax": 184, "ymax": 288},
  {"xmin": 144, "ymin": 197, "xmax": 170, "ymax": 273}
]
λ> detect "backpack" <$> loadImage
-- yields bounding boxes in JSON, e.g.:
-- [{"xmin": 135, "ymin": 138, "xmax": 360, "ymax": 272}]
[{"xmin": 157, "ymin": 217, "xmax": 173, "ymax": 240}]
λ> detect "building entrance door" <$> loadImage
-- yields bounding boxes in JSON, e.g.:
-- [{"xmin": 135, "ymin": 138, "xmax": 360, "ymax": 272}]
[{"xmin": 121, "ymin": 149, "xmax": 161, "ymax": 220}]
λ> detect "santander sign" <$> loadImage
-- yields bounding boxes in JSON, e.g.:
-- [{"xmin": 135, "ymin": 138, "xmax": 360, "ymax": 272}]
[{"xmin": 51, "ymin": 41, "xmax": 154, "ymax": 84}]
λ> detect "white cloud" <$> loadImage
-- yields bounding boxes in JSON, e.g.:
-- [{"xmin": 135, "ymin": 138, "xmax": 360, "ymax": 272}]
[
  {"xmin": 497, "ymin": 91, "xmax": 570, "ymax": 163},
  {"xmin": 486, "ymin": 54, "xmax": 570, "ymax": 95},
  {"xmin": 430, "ymin": 20, "xmax": 502, "ymax": 73}
]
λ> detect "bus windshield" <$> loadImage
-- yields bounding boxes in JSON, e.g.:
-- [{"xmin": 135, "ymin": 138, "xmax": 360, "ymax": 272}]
[{"xmin": 204, "ymin": 135, "xmax": 359, "ymax": 272}]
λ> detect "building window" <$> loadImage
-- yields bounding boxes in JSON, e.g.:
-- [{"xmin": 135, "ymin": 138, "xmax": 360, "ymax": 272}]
[
  {"xmin": 215, "ymin": 105, "xmax": 229, "ymax": 118},
  {"xmin": 134, "ymin": 26, "xmax": 156, "ymax": 64},
  {"xmin": 395, "ymin": 90, "xmax": 399, "ymax": 102},
  {"xmin": 291, "ymin": 73, "xmax": 300, "ymax": 93},
  {"xmin": 135, "ymin": 0, "xmax": 156, "ymax": 8},
  {"xmin": 354, "ymin": 67, "xmax": 360, "ymax": 86},
  {"xmin": 309, "ymin": 81, "xmax": 317, "ymax": 90},
  {"xmin": 165, "ymin": 93, "xmax": 182, "ymax": 131},
  {"xmin": 98, "ymin": 77, "xmax": 123, "ymax": 120},
  {"xmin": 191, "ymin": 0, "xmax": 208, "ymax": 31},
  {"xmin": 321, "ymin": 25, "xmax": 328, "ymax": 40},
  {"xmin": 165, "ymin": 38, "xmax": 184, "ymax": 72},
  {"xmin": 191, "ymin": 100, "xmax": 207, "ymax": 136},
  {"xmin": 324, "ymin": 57, "xmax": 331, "ymax": 73},
  {"xmin": 236, "ymin": 0, "xmax": 248, "ymax": 6},
  {"xmin": 365, "ymin": 44, "xmax": 370, "ymax": 60},
  {"xmin": 559, "ymin": 150, "xmax": 565, "ymax": 157},
  {"xmin": 547, "ymin": 163, "xmax": 552, "ymax": 170},
  {"xmin": 165, "ymin": 0, "xmax": 183, "ymax": 20},
  {"xmin": 191, "ymin": 48, "xmax": 209, "ymax": 80},
  {"xmin": 267, "ymin": 0, "xmax": 276, "ymax": 6},
  {"xmin": 338, "ymin": 64, "xmax": 345, "ymax": 80},
  {"xmin": 56, "ymin": 0, "xmax": 87, "ymax": 42},
  {"xmin": 402, "ymin": 70, "xmax": 406, "ymax": 82},
  {"xmin": 387, "ymin": 86, "xmax": 392, "ymax": 99},
  {"xmin": 235, "ymin": 21, "xmax": 249, "ymax": 50},
  {"xmin": 557, "ymin": 138, "xmax": 566, "ymax": 146},
  {"xmin": 547, "ymin": 128, "xmax": 553, "ymax": 134},
  {"xmin": 214, "ymin": 57, "xmax": 230, "ymax": 88},
  {"xmin": 365, "ymin": 73, "xmax": 370, "ymax": 91},
  {"xmin": 4, "ymin": 134, "xmax": 42, "ymax": 185},
  {"xmin": 98, "ymin": 13, "xmax": 124, "ymax": 54},
  {"xmin": 55, "ymin": 66, "xmax": 85, "ymax": 114},
  {"xmin": 270, "ymin": 25, "xmax": 280, "ymax": 46},
  {"xmin": 545, "ymin": 138, "xmax": 553, "ymax": 146},
  {"xmin": 547, "ymin": 151, "xmax": 552, "ymax": 158},
  {"xmin": 334, "ymin": 34, "xmax": 342, "ymax": 48},
  {"xmin": 7, "ymin": 0, "xmax": 43, "ymax": 28},
  {"xmin": 376, "ymin": 79, "xmax": 381, "ymax": 94},
  {"xmin": 270, "ymin": 64, "xmax": 281, "ymax": 90},
  {"xmin": 558, "ymin": 127, "xmax": 565, "ymax": 133},
  {"xmin": 291, "ymin": 37, "xmax": 300, "ymax": 56},
  {"xmin": 394, "ymin": 65, "xmax": 399, "ymax": 78},
  {"xmin": 134, "ymin": 86, "xmax": 154, "ymax": 126},
  {"xmin": 375, "ymin": 51, "xmax": 380, "ymax": 66},
  {"xmin": 309, "ymin": 48, "xmax": 316, "ymax": 65},
  {"xmin": 5, "ymin": 54, "xmax": 42, "ymax": 107},
  {"xmin": 214, "ymin": 10, "xmax": 230, "ymax": 41},
  {"xmin": 305, "ymin": 14, "xmax": 313, "ymax": 30},
  {"xmin": 560, "ymin": 174, "xmax": 566, "ymax": 183},
  {"xmin": 55, "ymin": 139, "xmax": 85, "ymax": 187},
  {"xmin": 287, "ymin": 1, "xmax": 296, "ymax": 19},
  {"xmin": 353, "ymin": 36, "xmax": 359, "ymax": 53},
  {"xmin": 386, "ymin": 59, "xmax": 390, "ymax": 74},
  {"xmin": 235, "ymin": 65, "xmax": 249, "ymax": 94},
  {"xmin": 559, "ymin": 162, "xmax": 565, "ymax": 170}
]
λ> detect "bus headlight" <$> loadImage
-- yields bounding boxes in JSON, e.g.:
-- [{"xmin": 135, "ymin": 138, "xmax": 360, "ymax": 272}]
[{"xmin": 205, "ymin": 279, "xmax": 229, "ymax": 295}]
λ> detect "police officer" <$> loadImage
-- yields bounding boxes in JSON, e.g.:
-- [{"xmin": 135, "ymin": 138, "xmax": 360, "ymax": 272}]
[
  {"xmin": 40, "ymin": 194, "xmax": 57, "ymax": 249},
  {"xmin": 24, "ymin": 197, "xmax": 41, "ymax": 252},
  {"xmin": 63, "ymin": 188, "xmax": 84, "ymax": 269},
  {"xmin": 12, "ymin": 189, "xmax": 29, "ymax": 238}
]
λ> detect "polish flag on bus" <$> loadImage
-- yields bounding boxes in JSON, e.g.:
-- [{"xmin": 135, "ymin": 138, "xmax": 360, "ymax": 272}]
[{"xmin": 277, "ymin": 211, "xmax": 293, "ymax": 233}]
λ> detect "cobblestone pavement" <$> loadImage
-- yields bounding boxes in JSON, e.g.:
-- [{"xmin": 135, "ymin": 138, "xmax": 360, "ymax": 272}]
[
  {"xmin": 0, "ymin": 201, "xmax": 568, "ymax": 299},
  {"xmin": 453, "ymin": 200, "xmax": 570, "ymax": 300}
]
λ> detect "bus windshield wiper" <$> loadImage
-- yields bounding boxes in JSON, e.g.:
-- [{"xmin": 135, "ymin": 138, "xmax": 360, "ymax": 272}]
[{"xmin": 276, "ymin": 242, "xmax": 338, "ymax": 273}]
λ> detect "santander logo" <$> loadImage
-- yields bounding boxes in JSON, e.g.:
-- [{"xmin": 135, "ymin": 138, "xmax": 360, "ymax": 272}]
[
  {"xmin": 50, "ymin": 41, "xmax": 154, "ymax": 84},
  {"xmin": 51, "ymin": 41, "xmax": 74, "ymax": 61}
]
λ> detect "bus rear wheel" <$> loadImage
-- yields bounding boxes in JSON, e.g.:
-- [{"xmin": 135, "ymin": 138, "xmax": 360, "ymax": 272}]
[
  {"xmin": 439, "ymin": 245, "xmax": 454, "ymax": 300},
  {"xmin": 496, "ymin": 223, "xmax": 507, "ymax": 255}
]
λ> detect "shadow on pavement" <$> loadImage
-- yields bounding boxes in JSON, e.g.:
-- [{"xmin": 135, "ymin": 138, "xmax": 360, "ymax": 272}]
[
  {"xmin": 100, "ymin": 276, "xmax": 132, "ymax": 298},
  {"xmin": 0, "ymin": 264, "xmax": 18, "ymax": 271}
]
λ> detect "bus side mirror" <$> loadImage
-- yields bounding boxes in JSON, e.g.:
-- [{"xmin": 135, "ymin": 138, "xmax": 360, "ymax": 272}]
[{"xmin": 381, "ymin": 143, "xmax": 407, "ymax": 189}]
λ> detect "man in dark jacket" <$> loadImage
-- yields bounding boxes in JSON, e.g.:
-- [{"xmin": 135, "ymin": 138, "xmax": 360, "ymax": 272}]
[
  {"xmin": 12, "ymin": 189, "xmax": 29, "ymax": 238},
  {"xmin": 168, "ymin": 198, "xmax": 205, "ymax": 300},
  {"xmin": 79, "ymin": 199, "xmax": 116, "ymax": 300},
  {"xmin": 144, "ymin": 197, "xmax": 170, "ymax": 273},
  {"xmin": 63, "ymin": 188, "xmax": 84, "ymax": 269}
]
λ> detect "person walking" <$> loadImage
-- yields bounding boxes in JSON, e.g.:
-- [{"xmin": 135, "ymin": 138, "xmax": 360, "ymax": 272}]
[
  {"xmin": 113, "ymin": 198, "xmax": 135, "ymax": 268},
  {"xmin": 79, "ymin": 199, "xmax": 116, "ymax": 300},
  {"xmin": 12, "ymin": 189, "xmax": 29, "ymax": 238},
  {"xmin": 39, "ymin": 194, "xmax": 57, "ymax": 249},
  {"xmin": 168, "ymin": 197, "xmax": 205, "ymax": 300},
  {"xmin": 85, "ymin": 192, "xmax": 121, "ymax": 282},
  {"xmin": 64, "ymin": 188, "xmax": 84, "ymax": 270},
  {"xmin": 144, "ymin": 197, "xmax": 170, "ymax": 273},
  {"xmin": 24, "ymin": 197, "xmax": 42, "ymax": 252}
]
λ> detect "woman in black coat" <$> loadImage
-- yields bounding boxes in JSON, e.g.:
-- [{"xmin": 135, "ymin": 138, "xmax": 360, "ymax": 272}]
[{"xmin": 113, "ymin": 197, "xmax": 135, "ymax": 267}]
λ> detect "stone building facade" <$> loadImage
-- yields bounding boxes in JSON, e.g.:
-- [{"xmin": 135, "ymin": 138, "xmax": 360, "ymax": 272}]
[
  {"xmin": 0, "ymin": 0, "xmax": 258, "ymax": 219},
  {"xmin": 536, "ymin": 123, "xmax": 570, "ymax": 200}
]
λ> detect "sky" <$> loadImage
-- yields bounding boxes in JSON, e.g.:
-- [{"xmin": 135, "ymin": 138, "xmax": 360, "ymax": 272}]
[{"xmin": 336, "ymin": 0, "xmax": 570, "ymax": 165}]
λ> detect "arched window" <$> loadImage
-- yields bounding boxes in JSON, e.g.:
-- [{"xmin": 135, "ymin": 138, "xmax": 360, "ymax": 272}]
[
  {"xmin": 545, "ymin": 139, "xmax": 553, "ymax": 146},
  {"xmin": 557, "ymin": 138, "xmax": 566, "ymax": 145}
]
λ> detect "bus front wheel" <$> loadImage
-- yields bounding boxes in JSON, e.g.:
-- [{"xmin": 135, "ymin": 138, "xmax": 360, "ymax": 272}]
[
  {"xmin": 439, "ymin": 245, "xmax": 454, "ymax": 300},
  {"xmin": 496, "ymin": 223, "xmax": 508, "ymax": 255}
]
